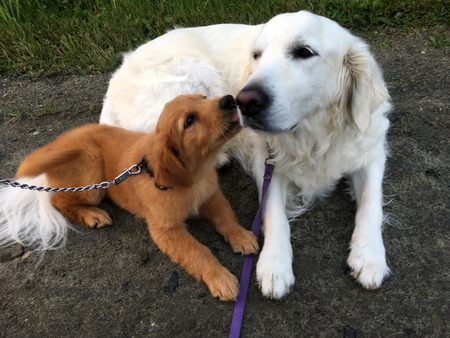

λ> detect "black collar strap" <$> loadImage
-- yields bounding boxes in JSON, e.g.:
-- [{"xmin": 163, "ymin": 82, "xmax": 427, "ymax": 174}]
[{"xmin": 139, "ymin": 159, "xmax": 168, "ymax": 191}]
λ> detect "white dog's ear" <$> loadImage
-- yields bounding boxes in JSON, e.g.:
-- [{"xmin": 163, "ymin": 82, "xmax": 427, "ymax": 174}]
[{"xmin": 339, "ymin": 40, "xmax": 389, "ymax": 133}]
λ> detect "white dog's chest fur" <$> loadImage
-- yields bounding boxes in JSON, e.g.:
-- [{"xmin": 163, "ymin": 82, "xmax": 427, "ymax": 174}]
[{"xmin": 230, "ymin": 101, "xmax": 390, "ymax": 217}]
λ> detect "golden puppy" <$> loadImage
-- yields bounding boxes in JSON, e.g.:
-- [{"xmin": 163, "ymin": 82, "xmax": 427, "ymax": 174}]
[{"xmin": 0, "ymin": 94, "xmax": 258, "ymax": 301}]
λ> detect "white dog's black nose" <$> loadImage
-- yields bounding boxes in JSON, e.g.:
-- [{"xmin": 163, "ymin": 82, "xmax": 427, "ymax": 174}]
[
  {"xmin": 219, "ymin": 95, "xmax": 236, "ymax": 111},
  {"xmin": 236, "ymin": 86, "xmax": 270, "ymax": 117}
]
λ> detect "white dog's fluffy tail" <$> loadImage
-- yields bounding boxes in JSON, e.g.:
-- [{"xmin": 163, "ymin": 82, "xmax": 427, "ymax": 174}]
[{"xmin": 0, "ymin": 174, "xmax": 71, "ymax": 251}]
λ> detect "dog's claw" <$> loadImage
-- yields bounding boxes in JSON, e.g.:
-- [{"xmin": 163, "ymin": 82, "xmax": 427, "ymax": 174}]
[
  {"xmin": 228, "ymin": 229, "xmax": 259, "ymax": 255},
  {"xmin": 347, "ymin": 245, "xmax": 390, "ymax": 289},
  {"xmin": 205, "ymin": 267, "xmax": 239, "ymax": 301},
  {"xmin": 256, "ymin": 248, "xmax": 295, "ymax": 299}
]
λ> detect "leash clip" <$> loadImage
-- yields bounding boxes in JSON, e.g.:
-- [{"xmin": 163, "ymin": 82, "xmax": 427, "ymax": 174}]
[
  {"xmin": 113, "ymin": 164, "xmax": 142, "ymax": 185},
  {"xmin": 265, "ymin": 143, "xmax": 275, "ymax": 166},
  {"xmin": 265, "ymin": 155, "xmax": 275, "ymax": 166},
  {"xmin": 264, "ymin": 144, "xmax": 275, "ymax": 173}
]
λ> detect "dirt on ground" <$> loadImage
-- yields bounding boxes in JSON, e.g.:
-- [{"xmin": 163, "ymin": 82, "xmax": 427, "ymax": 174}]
[{"xmin": 0, "ymin": 30, "xmax": 449, "ymax": 337}]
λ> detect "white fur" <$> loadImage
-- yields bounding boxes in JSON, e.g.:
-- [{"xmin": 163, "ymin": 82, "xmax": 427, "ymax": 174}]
[
  {"xmin": 100, "ymin": 24, "xmax": 261, "ymax": 132},
  {"xmin": 0, "ymin": 174, "xmax": 71, "ymax": 251},
  {"xmin": 100, "ymin": 11, "xmax": 392, "ymax": 298}
]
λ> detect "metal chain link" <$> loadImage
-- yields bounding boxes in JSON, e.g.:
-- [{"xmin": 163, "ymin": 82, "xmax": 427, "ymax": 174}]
[
  {"xmin": 0, "ymin": 178, "xmax": 113, "ymax": 193},
  {"xmin": 0, "ymin": 164, "xmax": 142, "ymax": 193}
]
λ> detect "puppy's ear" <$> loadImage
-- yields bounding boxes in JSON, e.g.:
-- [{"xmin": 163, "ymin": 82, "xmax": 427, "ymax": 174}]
[
  {"xmin": 151, "ymin": 134, "xmax": 193, "ymax": 189},
  {"xmin": 339, "ymin": 40, "xmax": 390, "ymax": 133}
]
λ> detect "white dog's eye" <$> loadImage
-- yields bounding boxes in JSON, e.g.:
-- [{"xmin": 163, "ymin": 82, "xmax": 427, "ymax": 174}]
[
  {"xmin": 252, "ymin": 51, "xmax": 262, "ymax": 60},
  {"xmin": 291, "ymin": 46, "xmax": 315, "ymax": 59},
  {"xmin": 184, "ymin": 114, "xmax": 196, "ymax": 128}
]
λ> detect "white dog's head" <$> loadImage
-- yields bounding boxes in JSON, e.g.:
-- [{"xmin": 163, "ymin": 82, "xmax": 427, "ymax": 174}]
[{"xmin": 237, "ymin": 11, "xmax": 389, "ymax": 133}]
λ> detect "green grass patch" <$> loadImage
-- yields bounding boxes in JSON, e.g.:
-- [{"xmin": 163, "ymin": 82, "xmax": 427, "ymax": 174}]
[{"xmin": 0, "ymin": 0, "xmax": 448, "ymax": 74}]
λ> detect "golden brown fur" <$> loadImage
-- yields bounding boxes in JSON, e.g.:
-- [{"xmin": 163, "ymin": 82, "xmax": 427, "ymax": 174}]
[{"xmin": 15, "ymin": 94, "xmax": 258, "ymax": 301}]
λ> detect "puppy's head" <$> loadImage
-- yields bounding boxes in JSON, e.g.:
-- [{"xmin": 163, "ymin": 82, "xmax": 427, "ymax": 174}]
[{"xmin": 150, "ymin": 94, "xmax": 240, "ymax": 188}]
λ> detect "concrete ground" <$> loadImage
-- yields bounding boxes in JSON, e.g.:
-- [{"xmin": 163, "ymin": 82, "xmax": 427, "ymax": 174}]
[{"xmin": 0, "ymin": 31, "xmax": 448, "ymax": 337}]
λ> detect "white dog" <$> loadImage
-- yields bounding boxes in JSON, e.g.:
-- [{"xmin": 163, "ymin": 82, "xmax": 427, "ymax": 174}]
[{"xmin": 101, "ymin": 11, "xmax": 392, "ymax": 299}]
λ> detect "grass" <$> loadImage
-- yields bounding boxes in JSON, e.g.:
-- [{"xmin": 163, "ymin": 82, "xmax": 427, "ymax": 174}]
[{"xmin": 0, "ymin": 0, "xmax": 448, "ymax": 74}]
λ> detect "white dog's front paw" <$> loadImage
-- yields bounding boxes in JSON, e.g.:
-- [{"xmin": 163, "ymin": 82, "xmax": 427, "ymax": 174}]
[
  {"xmin": 347, "ymin": 244, "xmax": 390, "ymax": 289},
  {"xmin": 256, "ymin": 248, "xmax": 295, "ymax": 299}
]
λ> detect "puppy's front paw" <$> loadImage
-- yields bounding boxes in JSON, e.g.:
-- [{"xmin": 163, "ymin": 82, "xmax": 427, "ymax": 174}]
[
  {"xmin": 228, "ymin": 229, "xmax": 259, "ymax": 255},
  {"xmin": 347, "ymin": 243, "xmax": 390, "ymax": 289},
  {"xmin": 256, "ymin": 247, "xmax": 294, "ymax": 299},
  {"xmin": 204, "ymin": 266, "xmax": 239, "ymax": 301}
]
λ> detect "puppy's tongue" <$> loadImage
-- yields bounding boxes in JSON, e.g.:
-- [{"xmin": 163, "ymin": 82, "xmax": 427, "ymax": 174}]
[{"xmin": 230, "ymin": 111, "xmax": 240, "ymax": 123}]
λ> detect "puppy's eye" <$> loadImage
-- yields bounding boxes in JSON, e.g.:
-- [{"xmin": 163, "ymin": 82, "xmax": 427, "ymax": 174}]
[
  {"xmin": 184, "ymin": 114, "xmax": 196, "ymax": 128},
  {"xmin": 252, "ymin": 50, "xmax": 262, "ymax": 60},
  {"xmin": 291, "ymin": 46, "xmax": 315, "ymax": 59}
]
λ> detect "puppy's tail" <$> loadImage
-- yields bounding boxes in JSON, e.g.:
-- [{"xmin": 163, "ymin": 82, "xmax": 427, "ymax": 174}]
[{"xmin": 0, "ymin": 174, "xmax": 71, "ymax": 252}]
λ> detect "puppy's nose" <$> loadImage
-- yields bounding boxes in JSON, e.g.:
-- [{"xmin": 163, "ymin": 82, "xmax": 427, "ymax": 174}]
[
  {"xmin": 236, "ymin": 86, "xmax": 270, "ymax": 117},
  {"xmin": 219, "ymin": 95, "xmax": 236, "ymax": 111}
]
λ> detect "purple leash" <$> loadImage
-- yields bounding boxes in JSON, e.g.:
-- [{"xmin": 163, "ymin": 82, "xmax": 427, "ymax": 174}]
[{"xmin": 229, "ymin": 157, "xmax": 275, "ymax": 338}]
